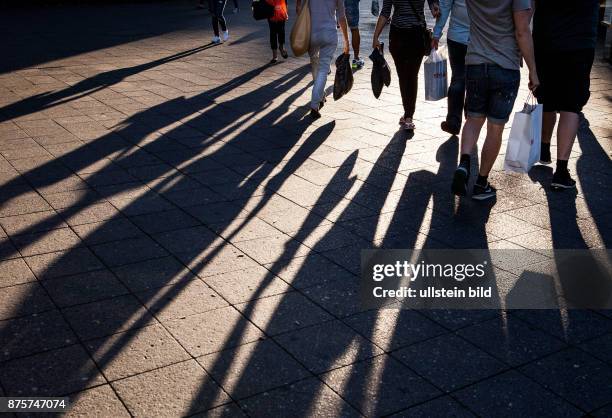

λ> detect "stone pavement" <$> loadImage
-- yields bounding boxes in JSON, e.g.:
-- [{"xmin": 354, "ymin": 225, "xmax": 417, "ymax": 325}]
[{"xmin": 0, "ymin": 1, "xmax": 611, "ymax": 417}]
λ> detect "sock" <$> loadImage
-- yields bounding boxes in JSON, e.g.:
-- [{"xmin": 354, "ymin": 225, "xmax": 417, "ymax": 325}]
[
  {"xmin": 556, "ymin": 160, "xmax": 568, "ymax": 173},
  {"xmin": 459, "ymin": 154, "xmax": 470, "ymax": 170},
  {"xmin": 476, "ymin": 174, "xmax": 488, "ymax": 186}
]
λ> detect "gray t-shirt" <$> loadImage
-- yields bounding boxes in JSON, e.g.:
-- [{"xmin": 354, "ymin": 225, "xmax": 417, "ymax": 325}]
[
  {"xmin": 465, "ymin": 0, "xmax": 532, "ymax": 70},
  {"xmin": 309, "ymin": 0, "xmax": 345, "ymax": 34}
]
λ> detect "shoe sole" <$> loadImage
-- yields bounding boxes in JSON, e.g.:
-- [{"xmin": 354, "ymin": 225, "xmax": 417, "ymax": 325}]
[
  {"xmin": 539, "ymin": 160, "xmax": 552, "ymax": 165},
  {"xmin": 551, "ymin": 182, "xmax": 576, "ymax": 189},
  {"xmin": 451, "ymin": 169, "xmax": 468, "ymax": 196},
  {"xmin": 472, "ymin": 192, "xmax": 496, "ymax": 201}
]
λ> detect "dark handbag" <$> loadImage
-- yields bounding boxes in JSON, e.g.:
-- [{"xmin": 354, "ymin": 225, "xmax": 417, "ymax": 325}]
[
  {"xmin": 333, "ymin": 53, "xmax": 354, "ymax": 101},
  {"xmin": 369, "ymin": 43, "xmax": 391, "ymax": 99},
  {"xmin": 407, "ymin": 0, "xmax": 432, "ymax": 56},
  {"xmin": 252, "ymin": 0, "xmax": 274, "ymax": 20}
]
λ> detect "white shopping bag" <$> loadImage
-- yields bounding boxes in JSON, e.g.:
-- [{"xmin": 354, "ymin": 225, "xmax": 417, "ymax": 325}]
[
  {"xmin": 424, "ymin": 48, "xmax": 448, "ymax": 101},
  {"xmin": 504, "ymin": 95, "xmax": 543, "ymax": 173}
]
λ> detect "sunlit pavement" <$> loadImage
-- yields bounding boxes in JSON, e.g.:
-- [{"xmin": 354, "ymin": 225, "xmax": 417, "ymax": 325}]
[{"xmin": 0, "ymin": 1, "xmax": 611, "ymax": 416}]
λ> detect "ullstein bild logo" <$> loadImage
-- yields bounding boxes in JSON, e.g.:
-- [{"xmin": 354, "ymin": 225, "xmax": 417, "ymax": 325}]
[{"xmin": 360, "ymin": 249, "xmax": 612, "ymax": 310}]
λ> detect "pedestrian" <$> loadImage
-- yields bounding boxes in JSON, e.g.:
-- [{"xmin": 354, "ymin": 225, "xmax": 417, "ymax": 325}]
[
  {"xmin": 209, "ymin": 0, "xmax": 230, "ymax": 44},
  {"xmin": 344, "ymin": 0, "xmax": 364, "ymax": 69},
  {"xmin": 432, "ymin": 0, "xmax": 469, "ymax": 135},
  {"xmin": 268, "ymin": 0, "xmax": 289, "ymax": 63},
  {"xmin": 372, "ymin": 0, "xmax": 440, "ymax": 131},
  {"xmin": 451, "ymin": 0, "xmax": 538, "ymax": 200},
  {"xmin": 298, "ymin": 0, "xmax": 350, "ymax": 119},
  {"xmin": 533, "ymin": 0, "xmax": 599, "ymax": 190}
]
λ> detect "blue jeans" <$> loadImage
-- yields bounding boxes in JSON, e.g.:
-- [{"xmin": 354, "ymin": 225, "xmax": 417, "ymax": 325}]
[{"xmin": 465, "ymin": 63, "xmax": 520, "ymax": 124}]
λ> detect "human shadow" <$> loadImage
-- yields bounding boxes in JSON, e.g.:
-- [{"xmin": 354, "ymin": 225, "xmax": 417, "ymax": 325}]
[{"xmin": 0, "ymin": 44, "xmax": 219, "ymax": 123}]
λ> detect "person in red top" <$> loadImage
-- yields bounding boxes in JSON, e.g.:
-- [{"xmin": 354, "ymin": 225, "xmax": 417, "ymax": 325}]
[{"xmin": 267, "ymin": 0, "xmax": 289, "ymax": 63}]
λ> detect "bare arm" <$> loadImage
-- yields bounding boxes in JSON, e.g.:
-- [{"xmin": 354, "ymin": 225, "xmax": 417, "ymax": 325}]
[
  {"xmin": 372, "ymin": 15, "xmax": 389, "ymax": 49},
  {"xmin": 513, "ymin": 8, "xmax": 539, "ymax": 91}
]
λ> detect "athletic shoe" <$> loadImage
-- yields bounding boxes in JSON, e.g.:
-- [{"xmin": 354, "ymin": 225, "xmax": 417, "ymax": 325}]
[
  {"xmin": 351, "ymin": 58, "xmax": 365, "ymax": 70},
  {"xmin": 551, "ymin": 170, "xmax": 576, "ymax": 190},
  {"xmin": 451, "ymin": 166, "xmax": 468, "ymax": 196},
  {"xmin": 441, "ymin": 120, "xmax": 460, "ymax": 135},
  {"xmin": 539, "ymin": 146, "xmax": 552, "ymax": 165},
  {"xmin": 472, "ymin": 182, "xmax": 496, "ymax": 200},
  {"xmin": 310, "ymin": 107, "xmax": 321, "ymax": 120},
  {"xmin": 222, "ymin": 30, "xmax": 230, "ymax": 42},
  {"xmin": 212, "ymin": 36, "xmax": 221, "ymax": 44}
]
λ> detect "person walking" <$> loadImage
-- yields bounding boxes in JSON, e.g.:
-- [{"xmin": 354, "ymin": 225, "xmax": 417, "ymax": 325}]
[
  {"xmin": 345, "ymin": 0, "xmax": 364, "ymax": 69},
  {"xmin": 298, "ymin": 0, "xmax": 350, "ymax": 119},
  {"xmin": 451, "ymin": 0, "xmax": 538, "ymax": 200},
  {"xmin": 372, "ymin": 0, "xmax": 440, "ymax": 131},
  {"xmin": 534, "ymin": 0, "xmax": 599, "ymax": 190},
  {"xmin": 209, "ymin": 0, "xmax": 230, "ymax": 44},
  {"xmin": 267, "ymin": 0, "xmax": 289, "ymax": 63},
  {"xmin": 432, "ymin": 0, "xmax": 469, "ymax": 135}
]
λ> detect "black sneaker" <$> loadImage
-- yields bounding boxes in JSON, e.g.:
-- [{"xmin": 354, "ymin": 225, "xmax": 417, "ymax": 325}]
[
  {"xmin": 451, "ymin": 166, "xmax": 469, "ymax": 196},
  {"xmin": 309, "ymin": 107, "xmax": 321, "ymax": 120},
  {"xmin": 539, "ymin": 146, "xmax": 552, "ymax": 165},
  {"xmin": 551, "ymin": 170, "xmax": 576, "ymax": 190},
  {"xmin": 472, "ymin": 182, "xmax": 496, "ymax": 200},
  {"xmin": 441, "ymin": 120, "xmax": 460, "ymax": 136}
]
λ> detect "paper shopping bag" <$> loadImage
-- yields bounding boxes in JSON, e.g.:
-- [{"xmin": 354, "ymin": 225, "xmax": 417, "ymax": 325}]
[
  {"xmin": 504, "ymin": 100, "xmax": 543, "ymax": 173},
  {"xmin": 424, "ymin": 49, "xmax": 448, "ymax": 101},
  {"xmin": 290, "ymin": 0, "xmax": 310, "ymax": 57}
]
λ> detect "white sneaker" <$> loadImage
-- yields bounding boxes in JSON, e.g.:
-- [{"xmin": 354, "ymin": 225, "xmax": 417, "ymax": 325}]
[
  {"xmin": 212, "ymin": 36, "xmax": 221, "ymax": 44},
  {"xmin": 222, "ymin": 30, "xmax": 230, "ymax": 42}
]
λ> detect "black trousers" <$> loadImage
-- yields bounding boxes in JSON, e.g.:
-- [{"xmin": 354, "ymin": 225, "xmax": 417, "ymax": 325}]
[
  {"xmin": 209, "ymin": 0, "xmax": 227, "ymax": 36},
  {"xmin": 389, "ymin": 25, "xmax": 425, "ymax": 119},
  {"xmin": 268, "ymin": 20, "xmax": 286, "ymax": 50},
  {"xmin": 447, "ymin": 38, "xmax": 468, "ymax": 127}
]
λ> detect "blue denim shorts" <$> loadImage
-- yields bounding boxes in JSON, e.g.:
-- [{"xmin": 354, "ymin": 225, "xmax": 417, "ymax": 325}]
[
  {"xmin": 344, "ymin": 0, "xmax": 360, "ymax": 29},
  {"xmin": 465, "ymin": 64, "xmax": 521, "ymax": 124}
]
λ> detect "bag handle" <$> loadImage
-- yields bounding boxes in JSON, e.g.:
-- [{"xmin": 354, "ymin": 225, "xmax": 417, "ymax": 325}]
[{"xmin": 525, "ymin": 91, "xmax": 537, "ymax": 105}]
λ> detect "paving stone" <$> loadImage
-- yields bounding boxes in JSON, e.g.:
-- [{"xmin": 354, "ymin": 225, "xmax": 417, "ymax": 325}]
[
  {"xmin": 42, "ymin": 269, "xmax": 129, "ymax": 307},
  {"xmin": 265, "ymin": 253, "xmax": 357, "ymax": 289},
  {"xmin": 234, "ymin": 234, "xmax": 311, "ymax": 265},
  {"xmin": 0, "ymin": 257, "xmax": 36, "ymax": 288},
  {"xmin": 152, "ymin": 226, "xmax": 218, "ymax": 254},
  {"xmin": 60, "ymin": 201, "xmax": 121, "ymax": 226},
  {"xmin": 0, "ymin": 281, "xmax": 54, "ymax": 320},
  {"xmin": 12, "ymin": 227, "xmax": 82, "ymax": 256},
  {"xmin": 238, "ymin": 377, "xmax": 361, "ymax": 418},
  {"xmin": 184, "ymin": 201, "xmax": 250, "ymax": 225},
  {"xmin": 457, "ymin": 316, "xmax": 568, "ymax": 367},
  {"xmin": 111, "ymin": 255, "xmax": 196, "ymax": 292},
  {"xmin": 301, "ymin": 278, "xmax": 369, "ymax": 318},
  {"xmin": 91, "ymin": 236, "xmax": 167, "ymax": 267},
  {"xmin": 165, "ymin": 306, "xmax": 263, "ymax": 357},
  {"xmin": 72, "ymin": 218, "xmax": 143, "ymax": 245},
  {"xmin": 512, "ymin": 310, "xmax": 612, "ymax": 344},
  {"xmin": 0, "ymin": 210, "xmax": 67, "ymax": 236},
  {"xmin": 209, "ymin": 217, "xmax": 281, "ymax": 243},
  {"xmin": 63, "ymin": 385, "xmax": 130, "ymax": 418},
  {"xmin": 135, "ymin": 279, "xmax": 228, "ymax": 321},
  {"xmin": 419, "ymin": 309, "xmax": 501, "ymax": 331},
  {"xmin": 388, "ymin": 396, "xmax": 476, "ymax": 417},
  {"xmin": 63, "ymin": 294, "xmax": 157, "ymax": 340},
  {"xmin": 112, "ymin": 360, "xmax": 230, "ymax": 417},
  {"xmin": 0, "ymin": 309, "xmax": 76, "ymax": 361},
  {"xmin": 579, "ymin": 333, "xmax": 612, "ymax": 365},
  {"xmin": 25, "ymin": 247, "xmax": 105, "ymax": 279},
  {"xmin": 591, "ymin": 403, "xmax": 612, "ymax": 417},
  {"xmin": 274, "ymin": 320, "xmax": 383, "ymax": 374},
  {"xmin": 190, "ymin": 402, "xmax": 247, "ymax": 418},
  {"xmin": 130, "ymin": 209, "xmax": 200, "ymax": 234},
  {"xmin": 321, "ymin": 355, "xmax": 441, "ymax": 416},
  {"xmin": 344, "ymin": 308, "xmax": 447, "ymax": 351},
  {"xmin": 454, "ymin": 370, "xmax": 582, "ymax": 418},
  {"xmin": 236, "ymin": 292, "xmax": 333, "ymax": 336},
  {"xmin": 175, "ymin": 244, "xmax": 260, "ymax": 279},
  {"xmin": 393, "ymin": 333, "xmax": 508, "ymax": 391},
  {"xmin": 197, "ymin": 339, "xmax": 310, "ymax": 399},
  {"xmin": 0, "ymin": 344, "xmax": 106, "ymax": 396},
  {"xmin": 519, "ymin": 348, "xmax": 612, "ymax": 412},
  {"xmin": 205, "ymin": 265, "xmax": 292, "ymax": 305},
  {"xmin": 85, "ymin": 324, "xmax": 191, "ymax": 381}
]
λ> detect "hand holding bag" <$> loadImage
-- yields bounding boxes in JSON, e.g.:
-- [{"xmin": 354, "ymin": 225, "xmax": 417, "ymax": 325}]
[
  {"xmin": 290, "ymin": 0, "xmax": 311, "ymax": 56},
  {"xmin": 504, "ymin": 93, "xmax": 543, "ymax": 173}
]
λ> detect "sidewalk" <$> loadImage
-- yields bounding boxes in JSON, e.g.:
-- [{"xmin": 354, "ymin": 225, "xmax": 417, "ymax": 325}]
[{"xmin": 0, "ymin": 1, "xmax": 611, "ymax": 416}]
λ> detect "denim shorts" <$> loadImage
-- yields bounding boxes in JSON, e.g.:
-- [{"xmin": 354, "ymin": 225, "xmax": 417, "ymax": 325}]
[
  {"xmin": 465, "ymin": 64, "xmax": 521, "ymax": 124},
  {"xmin": 344, "ymin": 0, "xmax": 360, "ymax": 29}
]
